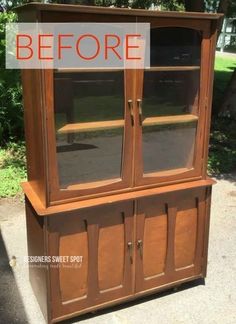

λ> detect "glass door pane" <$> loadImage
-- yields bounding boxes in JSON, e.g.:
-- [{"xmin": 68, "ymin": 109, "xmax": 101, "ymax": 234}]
[
  {"xmin": 142, "ymin": 69, "xmax": 200, "ymax": 174},
  {"xmin": 139, "ymin": 27, "xmax": 202, "ymax": 179},
  {"xmin": 54, "ymin": 71, "xmax": 125, "ymax": 189}
]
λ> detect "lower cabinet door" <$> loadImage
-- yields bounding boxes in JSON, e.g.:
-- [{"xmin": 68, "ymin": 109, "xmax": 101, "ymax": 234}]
[
  {"xmin": 135, "ymin": 187, "xmax": 210, "ymax": 293},
  {"xmin": 48, "ymin": 201, "xmax": 134, "ymax": 320}
]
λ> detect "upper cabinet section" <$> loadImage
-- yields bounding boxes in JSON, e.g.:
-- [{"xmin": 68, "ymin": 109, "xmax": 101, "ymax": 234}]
[{"xmin": 16, "ymin": 4, "xmax": 222, "ymax": 206}]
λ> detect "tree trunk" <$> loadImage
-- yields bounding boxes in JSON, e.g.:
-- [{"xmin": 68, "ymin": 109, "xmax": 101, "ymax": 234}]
[
  {"xmin": 217, "ymin": 0, "xmax": 231, "ymax": 38},
  {"xmin": 218, "ymin": 0, "xmax": 230, "ymax": 13},
  {"xmin": 219, "ymin": 69, "xmax": 236, "ymax": 119},
  {"xmin": 184, "ymin": 0, "xmax": 205, "ymax": 12}
]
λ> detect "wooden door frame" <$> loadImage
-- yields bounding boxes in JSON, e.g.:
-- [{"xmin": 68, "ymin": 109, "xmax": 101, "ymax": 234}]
[
  {"xmin": 47, "ymin": 201, "xmax": 134, "ymax": 319},
  {"xmin": 134, "ymin": 187, "xmax": 209, "ymax": 293},
  {"xmin": 43, "ymin": 68, "xmax": 135, "ymax": 205},
  {"xmin": 134, "ymin": 18, "xmax": 212, "ymax": 187}
]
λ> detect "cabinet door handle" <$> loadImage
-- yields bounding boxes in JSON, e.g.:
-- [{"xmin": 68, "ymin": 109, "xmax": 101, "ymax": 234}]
[
  {"xmin": 137, "ymin": 239, "xmax": 143, "ymax": 258},
  {"xmin": 127, "ymin": 241, "xmax": 133, "ymax": 264},
  {"xmin": 128, "ymin": 99, "xmax": 134, "ymax": 126},
  {"xmin": 137, "ymin": 99, "xmax": 142, "ymax": 126}
]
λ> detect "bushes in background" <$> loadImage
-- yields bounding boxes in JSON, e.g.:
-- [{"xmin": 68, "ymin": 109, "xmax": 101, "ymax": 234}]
[{"xmin": 0, "ymin": 11, "xmax": 23, "ymax": 145}]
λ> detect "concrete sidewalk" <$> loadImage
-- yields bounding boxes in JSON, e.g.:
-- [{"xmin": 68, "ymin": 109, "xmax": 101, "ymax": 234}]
[{"xmin": 0, "ymin": 175, "xmax": 235, "ymax": 324}]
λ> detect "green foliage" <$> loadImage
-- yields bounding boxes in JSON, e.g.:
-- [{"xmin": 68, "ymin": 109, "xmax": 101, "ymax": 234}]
[
  {"xmin": 213, "ymin": 55, "xmax": 236, "ymax": 115},
  {"xmin": 208, "ymin": 117, "xmax": 236, "ymax": 174},
  {"xmin": 160, "ymin": 0, "xmax": 185, "ymax": 11},
  {"xmin": 0, "ymin": 11, "xmax": 23, "ymax": 145},
  {"xmin": 0, "ymin": 141, "xmax": 26, "ymax": 197},
  {"xmin": 0, "ymin": 0, "xmax": 28, "ymax": 11},
  {"xmin": 208, "ymin": 55, "xmax": 236, "ymax": 174}
]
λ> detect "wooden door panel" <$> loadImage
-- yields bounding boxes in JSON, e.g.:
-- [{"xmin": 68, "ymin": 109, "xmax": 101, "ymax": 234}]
[
  {"xmin": 47, "ymin": 67, "xmax": 135, "ymax": 204},
  {"xmin": 93, "ymin": 203, "xmax": 134, "ymax": 303},
  {"xmin": 135, "ymin": 187, "xmax": 210, "ymax": 293},
  {"xmin": 142, "ymin": 204, "xmax": 168, "ymax": 277},
  {"xmin": 59, "ymin": 231, "xmax": 88, "ymax": 302},
  {"xmin": 98, "ymin": 216, "xmax": 125, "ymax": 291},
  {"xmin": 48, "ymin": 201, "xmax": 134, "ymax": 319},
  {"xmin": 174, "ymin": 199, "xmax": 198, "ymax": 269}
]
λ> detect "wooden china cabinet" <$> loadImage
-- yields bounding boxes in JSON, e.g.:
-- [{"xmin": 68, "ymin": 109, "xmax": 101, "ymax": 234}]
[{"xmin": 16, "ymin": 3, "xmax": 222, "ymax": 323}]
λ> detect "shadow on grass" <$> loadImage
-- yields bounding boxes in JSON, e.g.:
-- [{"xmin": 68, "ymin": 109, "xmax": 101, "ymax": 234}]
[
  {"xmin": 208, "ymin": 116, "xmax": 236, "ymax": 178},
  {"xmin": 60, "ymin": 278, "xmax": 205, "ymax": 324},
  {"xmin": 0, "ymin": 230, "xmax": 28, "ymax": 323},
  {"xmin": 209, "ymin": 63, "xmax": 236, "ymax": 177},
  {"xmin": 0, "ymin": 142, "xmax": 26, "ymax": 170},
  {"xmin": 213, "ymin": 64, "xmax": 236, "ymax": 115}
]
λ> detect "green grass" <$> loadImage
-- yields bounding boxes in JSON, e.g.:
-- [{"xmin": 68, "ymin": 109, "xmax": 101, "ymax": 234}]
[
  {"xmin": 213, "ymin": 54, "xmax": 236, "ymax": 113},
  {"xmin": 208, "ymin": 54, "xmax": 236, "ymax": 174},
  {"xmin": 0, "ymin": 142, "xmax": 26, "ymax": 198}
]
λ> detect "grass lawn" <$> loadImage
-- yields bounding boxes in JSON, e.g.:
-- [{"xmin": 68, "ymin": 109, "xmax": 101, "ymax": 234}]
[
  {"xmin": 213, "ymin": 54, "xmax": 236, "ymax": 111},
  {"xmin": 208, "ymin": 53, "xmax": 236, "ymax": 174},
  {"xmin": 0, "ymin": 54, "xmax": 235, "ymax": 198},
  {"xmin": 0, "ymin": 142, "xmax": 26, "ymax": 198}
]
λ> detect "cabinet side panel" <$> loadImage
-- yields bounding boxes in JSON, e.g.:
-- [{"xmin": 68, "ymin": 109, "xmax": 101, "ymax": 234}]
[
  {"xmin": 25, "ymin": 197, "xmax": 48, "ymax": 321},
  {"xmin": 22, "ymin": 70, "xmax": 47, "ymax": 206}
]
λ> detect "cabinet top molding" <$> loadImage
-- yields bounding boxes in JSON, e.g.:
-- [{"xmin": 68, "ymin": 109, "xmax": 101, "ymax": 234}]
[{"xmin": 15, "ymin": 3, "xmax": 223, "ymax": 21}]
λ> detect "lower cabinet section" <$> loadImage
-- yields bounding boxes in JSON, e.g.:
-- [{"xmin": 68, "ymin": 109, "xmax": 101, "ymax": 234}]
[{"xmin": 25, "ymin": 185, "xmax": 212, "ymax": 323}]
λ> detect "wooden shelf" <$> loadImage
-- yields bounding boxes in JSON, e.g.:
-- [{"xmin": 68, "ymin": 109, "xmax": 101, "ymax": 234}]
[
  {"xmin": 145, "ymin": 66, "xmax": 200, "ymax": 72},
  {"xmin": 58, "ymin": 120, "xmax": 124, "ymax": 134},
  {"xmin": 55, "ymin": 67, "xmax": 200, "ymax": 74},
  {"xmin": 55, "ymin": 68, "xmax": 123, "ymax": 73},
  {"xmin": 142, "ymin": 114, "xmax": 198, "ymax": 127}
]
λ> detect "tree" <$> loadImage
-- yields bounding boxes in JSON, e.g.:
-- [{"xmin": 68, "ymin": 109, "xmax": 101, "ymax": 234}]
[{"xmin": 185, "ymin": 0, "xmax": 204, "ymax": 12}]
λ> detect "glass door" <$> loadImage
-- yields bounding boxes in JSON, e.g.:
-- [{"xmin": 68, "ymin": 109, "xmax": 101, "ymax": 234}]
[
  {"xmin": 48, "ymin": 69, "xmax": 134, "ymax": 202},
  {"xmin": 135, "ymin": 26, "xmax": 206, "ymax": 186}
]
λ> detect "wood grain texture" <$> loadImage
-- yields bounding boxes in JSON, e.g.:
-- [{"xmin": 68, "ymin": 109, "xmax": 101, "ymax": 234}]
[
  {"xmin": 59, "ymin": 231, "xmax": 88, "ymax": 302},
  {"xmin": 142, "ymin": 114, "xmax": 198, "ymax": 127},
  {"xmin": 143, "ymin": 210, "xmax": 167, "ymax": 277},
  {"xmin": 25, "ymin": 198, "xmax": 49, "ymax": 322},
  {"xmin": 15, "ymin": 3, "xmax": 223, "ymax": 20},
  {"xmin": 145, "ymin": 66, "xmax": 200, "ymax": 72},
  {"xmin": 174, "ymin": 199, "xmax": 198, "ymax": 268},
  {"xmin": 98, "ymin": 215, "xmax": 125, "ymax": 291},
  {"xmin": 21, "ymin": 179, "xmax": 215, "ymax": 216},
  {"xmin": 58, "ymin": 120, "xmax": 124, "ymax": 134}
]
